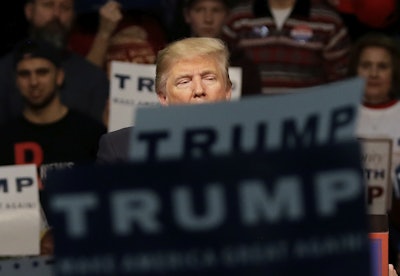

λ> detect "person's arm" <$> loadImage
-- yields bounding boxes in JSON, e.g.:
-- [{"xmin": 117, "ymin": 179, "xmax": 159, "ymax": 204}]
[
  {"xmin": 322, "ymin": 8, "xmax": 352, "ymax": 82},
  {"xmin": 86, "ymin": 0, "xmax": 123, "ymax": 67}
]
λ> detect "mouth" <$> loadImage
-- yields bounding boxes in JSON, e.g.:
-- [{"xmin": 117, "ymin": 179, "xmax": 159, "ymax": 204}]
[
  {"xmin": 201, "ymin": 28, "xmax": 215, "ymax": 34},
  {"xmin": 367, "ymin": 81, "xmax": 381, "ymax": 87},
  {"xmin": 28, "ymin": 91, "xmax": 42, "ymax": 100},
  {"xmin": 191, "ymin": 98, "xmax": 208, "ymax": 104}
]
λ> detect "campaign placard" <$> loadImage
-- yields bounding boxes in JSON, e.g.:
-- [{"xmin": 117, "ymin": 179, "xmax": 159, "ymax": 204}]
[
  {"xmin": 129, "ymin": 78, "xmax": 364, "ymax": 162},
  {"xmin": 0, "ymin": 164, "xmax": 40, "ymax": 256},
  {"xmin": 108, "ymin": 62, "xmax": 158, "ymax": 132},
  {"xmin": 108, "ymin": 61, "xmax": 242, "ymax": 132},
  {"xmin": 359, "ymin": 138, "xmax": 392, "ymax": 214},
  {"xmin": 46, "ymin": 142, "xmax": 370, "ymax": 276}
]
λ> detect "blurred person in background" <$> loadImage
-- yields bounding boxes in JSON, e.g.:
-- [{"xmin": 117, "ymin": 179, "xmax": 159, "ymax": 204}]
[
  {"xmin": 182, "ymin": 0, "xmax": 262, "ymax": 95},
  {"xmin": 222, "ymin": 0, "xmax": 351, "ymax": 94},
  {"xmin": 0, "ymin": 39, "xmax": 107, "ymax": 255},
  {"xmin": 0, "ymin": 0, "xmax": 109, "ymax": 126},
  {"xmin": 68, "ymin": 0, "xmax": 167, "ymax": 126},
  {"xmin": 349, "ymin": 32, "xmax": 400, "ymax": 272},
  {"xmin": 69, "ymin": 0, "xmax": 166, "ymax": 72}
]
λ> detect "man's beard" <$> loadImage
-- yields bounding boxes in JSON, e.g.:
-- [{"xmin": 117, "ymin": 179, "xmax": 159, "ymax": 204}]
[
  {"xmin": 22, "ymin": 88, "xmax": 58, "ymax": 111},
  {"xmin": 29, "ymin": 19, "xmax": 70, "ymax": 49}
]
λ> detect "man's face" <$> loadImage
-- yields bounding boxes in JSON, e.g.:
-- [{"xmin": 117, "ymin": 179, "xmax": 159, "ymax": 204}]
[
  {"xmin": 159, "ymin": 55, "xmax": 231, "ymax": 105},
  {"xmin": 184, "ymin": 0, "xmax": 228, "ymax": 38},
  {"xmin": 25, "ymin": 0, "xmax": 75, "ymax": 47},
  {"xmin": 16, "ymin": 57, "xmax": 64, "ymax": 110}
]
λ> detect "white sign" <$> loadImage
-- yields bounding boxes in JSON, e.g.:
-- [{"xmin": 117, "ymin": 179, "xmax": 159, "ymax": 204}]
[
  {"xmin": 108, "ymin": 61, "xmax": 242, "ymax": 132},
  {"xmin": 0, "ymin": 256, "xmax": 53, "ymax": 275},
  {"xmin": 227, "ymin": 66, "xmax": 242, "ymax": 99},
  {"xmin": 0, "ymin": 164, "xmax": 40, "ymax": 256},
  {"xmin": 359, "ymin": 138, "xmax": 392, "ymax": 214},
  {"xmin": 129, "ymin": 78, "xmax": 364, "ymax": 161}
]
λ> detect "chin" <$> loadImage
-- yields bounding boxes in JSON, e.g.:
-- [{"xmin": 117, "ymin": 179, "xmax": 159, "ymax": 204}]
[
  {"xmin": 365, "ymin": 90, "xmax": 386, "ymax": 99},
  {"xmin": 198, "ymin": 32, "xmax": 216, "ymax": 38}
]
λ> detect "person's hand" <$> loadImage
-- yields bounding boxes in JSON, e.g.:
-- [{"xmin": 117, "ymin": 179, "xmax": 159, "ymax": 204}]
[
  {"xmin": 98, "ymin": 0, "xmax": 123, "ymax": 39},
  {"xmin": 389, "ymin": 264, "xmax": 398, "ymax": 276},
  {"xmin": 40, "ymin": 228, "xmax": 54, "ymax": 255}
]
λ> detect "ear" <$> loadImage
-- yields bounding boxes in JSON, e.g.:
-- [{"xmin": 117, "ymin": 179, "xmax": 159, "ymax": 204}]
[
  {"xmin": 24, "ymin": 2, "xmax": 34, "ymax": 21},
  {"xmin": 56, "ymin": 69, "xmax": 65, "ymax": 87},
  {"xmin": 157, "ymin": 91, "xmax": 168, "ymax": 106},
  {"xmin": 225, "ymin": 86, "xmax": 232, "ymax": 101}
]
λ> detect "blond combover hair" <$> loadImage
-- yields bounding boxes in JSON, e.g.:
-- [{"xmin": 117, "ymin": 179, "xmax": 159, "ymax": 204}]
[{"xmin": 155, "ymin": 37, "xmax": 232, "ymax": 95}]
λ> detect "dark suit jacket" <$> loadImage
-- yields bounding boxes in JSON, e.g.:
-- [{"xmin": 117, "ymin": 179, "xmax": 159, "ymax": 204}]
[{"xmin": 96, "ymin": 127, "xmax": 132, "ymax": 164}]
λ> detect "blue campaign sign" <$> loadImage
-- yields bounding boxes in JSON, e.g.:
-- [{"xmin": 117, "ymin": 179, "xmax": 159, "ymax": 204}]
[
  {"xmin": 46, "ymin": 141, "xmax": 370, "ymax": 275},
  {"xmin": 75, "ymin": 0, "xmax": 163, "ymax": 13},
  {"xmin": 130, "ymin": 78, "xmax": 364, "ymax": 162}
]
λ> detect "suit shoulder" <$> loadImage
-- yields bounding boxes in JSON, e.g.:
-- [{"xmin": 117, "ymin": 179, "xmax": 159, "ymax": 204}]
[{"xmin": 103, "ymin": 127, "xmax": 133, "ymax": 143}]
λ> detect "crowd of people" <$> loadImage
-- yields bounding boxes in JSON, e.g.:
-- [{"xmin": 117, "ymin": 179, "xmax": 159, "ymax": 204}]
[{"xmin": 0, "ymin": 0, "xmax": 400, "ymax": 274}]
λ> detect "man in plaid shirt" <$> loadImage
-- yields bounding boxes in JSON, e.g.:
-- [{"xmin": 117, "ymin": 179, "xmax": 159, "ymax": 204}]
[{"xmin": 222, "ymin": 0, "xmax": 351, "ymax": 94}]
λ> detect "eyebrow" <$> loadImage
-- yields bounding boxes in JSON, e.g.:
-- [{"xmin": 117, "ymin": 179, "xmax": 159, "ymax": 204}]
[
  {"xmin": 200, "ymin": 70, "xmax": 217, "ymax": 76},
  {"xmin": 17, "ymin": 67, "xmax": 51, "ymax": 74},
  {"xmin": 175, "ymin": 70, "xmax": 217, "ymax": 79}
]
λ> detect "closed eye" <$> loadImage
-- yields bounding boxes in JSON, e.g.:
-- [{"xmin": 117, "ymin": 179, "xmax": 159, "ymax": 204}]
[
  {"xmin": 17, "ymin": 70, "xmax": 30, "ymax": 78},
  {"xmin": 176, "ymin": 78, "xmax": 191, "ymax": 87},
  {"xmin": 359, "ymin": 61, "xmax": 371, "ymax": 69},
  {"xmin": 203, "ymin": 74, "xmax": 217, "ymax": 82},
  {"xmin": 378, "ymin": 63, "xmax": 390, "ymax": 70},
  {"xmin": 36, "ymin": 68, "xmax": 51, "ymax": 76}
]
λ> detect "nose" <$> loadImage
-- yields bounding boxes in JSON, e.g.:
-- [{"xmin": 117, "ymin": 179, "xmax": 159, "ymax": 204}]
[
  {"xmin": 193, "ymin": 77, "xmax": 206, "ymax": 98},
  {"xmin": 204, "ymin": 10, "xmax": 213, "ymax": 23},
  {"xmin": 52, "ymin": 5, "xmax": 62, "ymax": 19},
  {"xmin": 29, "ymin": 74, "xmax": 38, "ymax": 86},
  {"xmin": 369, "ymin": 66, "xmax": 378, "ymax": 77}
]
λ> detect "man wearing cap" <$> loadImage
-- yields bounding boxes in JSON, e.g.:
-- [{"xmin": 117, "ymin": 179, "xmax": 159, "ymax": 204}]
[
  {"xmin": 0, "ymin": 39, "xmax": 107, "ymax": 254},
  {"xmin": 0, "ymin": 0, "xmax": 109, "ymax": 126},
  {"xmin": 222, "ymin": 0, "xmax": 352, "ymax": 95},
  {"xmin": 0, "ymin": 38, "xmax": 106, "ymax": 177}
]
